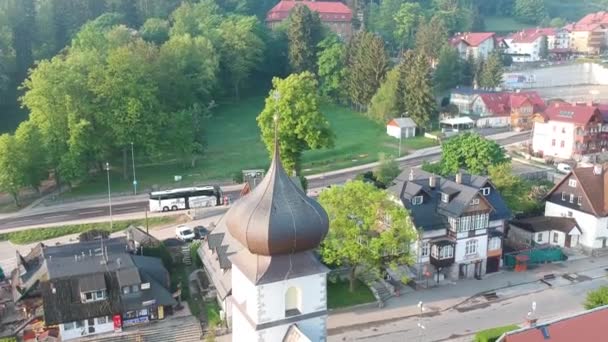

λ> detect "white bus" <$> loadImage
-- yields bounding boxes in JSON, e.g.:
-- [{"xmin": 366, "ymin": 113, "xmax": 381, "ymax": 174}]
[{"xmin": 149, "ymin": 186, "xmax": 223, "ymax": 212}]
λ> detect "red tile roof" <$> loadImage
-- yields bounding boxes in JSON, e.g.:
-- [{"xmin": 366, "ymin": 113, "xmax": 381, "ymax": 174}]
[
  {"xmin": 543, "ymin": 102, "xmax": 601, "ymax": 125},
  {"xmin": 564, "ymin": 22, "xmax": 604, "ymax": 32},
  {"xmin": 578, "ymin": 11, "xmax": 608, "ymax": 25},
  {"xmin": 508, "ymin": 28, "xmax": 545, "ymax": 43},
  {"xmin": 476, "ymin": 91, "xmax": 545, "ymax": 117},
  {"xmin": 266, "ymin": 1, "xmax": 352, "ymax": 22},
  {"xmin": 502, "ymin": 306, "xmax": 608, "ymax": 342},
  {"xmin": 450, "ymin": 32, "xmax": 495, "ymax": 47}
]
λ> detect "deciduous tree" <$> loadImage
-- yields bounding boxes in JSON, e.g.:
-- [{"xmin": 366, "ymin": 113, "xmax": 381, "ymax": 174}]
[
  {"xmin": 0, "ymin": 134, "xmax": 24, "ymax": 206},
  {"xmin": 318, "ymin": 180, "xmax": 416, "ymax": 292},
  {"xmin": 257, "ymin": 72, "xmax": 333, "ymax": 175},
  {"xmin": 393, "ymin": 2, "xmax": 423, "ymax": 50},
  {"xmin": 367, "ymin": 66, "xmax": 402, "ymax": 122},
  {"xmin": 374, "ymin": 154, "xmax": 400, "ymax": 186},
  {"xmin": 514, "ymin": 0, "xmax": 547, "ymax": 24},
  {"xmin": 415, "ymin": 16, "xmax": 448, "ymax": 62},
  {"xmin": 14, "ymin": 121, "xmax": 47, "ymax": 193},
  {"xmin": 140, "ymin": 18, "xmax": 170, "ymax": 44},
  {"xmin": 441, "ymin": 133, "xmax": 507, "ymax": 175},
  {"xmin": 317, "ymin": 35, "xmax": 347, "ymax": 102}
]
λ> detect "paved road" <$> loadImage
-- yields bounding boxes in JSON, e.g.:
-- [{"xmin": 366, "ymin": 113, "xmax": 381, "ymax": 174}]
[
  {"xmin": 329, "ymin": 274, "xmax": 608, "ymax": 342},
  {"xmin": 0, "ymin": 133, "xmax": 529, "ymax": 230}
]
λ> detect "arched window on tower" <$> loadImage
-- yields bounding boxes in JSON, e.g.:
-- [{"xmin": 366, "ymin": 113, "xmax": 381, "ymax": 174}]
[{"xmin": 285, "ymin": 287, "xmax": 302, "ymax": 317}]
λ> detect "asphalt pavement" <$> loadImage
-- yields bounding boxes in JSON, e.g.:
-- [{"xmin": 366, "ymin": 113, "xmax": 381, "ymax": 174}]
[{"xmin": 0, "ymin": 132, "xmax": 529, "ymax": 230}]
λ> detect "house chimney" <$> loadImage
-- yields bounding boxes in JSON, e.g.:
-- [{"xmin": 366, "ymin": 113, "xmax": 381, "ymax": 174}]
[
  {"xmin": 455, "ymin": 172, "xmax": 463, "ymax": 184},
  {"xmin": 409, "ymin": 169, "xmax": 414, "ymax": 181},
  {"xmin": 593, "ymin": 164, "xmax": 602, "ymax": 175},
  {"xmin": 429, "ymin": 176, "xmax": 437, "ymax": 188}
]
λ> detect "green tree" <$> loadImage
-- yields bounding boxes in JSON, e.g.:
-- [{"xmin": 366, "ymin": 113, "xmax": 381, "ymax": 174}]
[
  {"xmin": 539, "ymin": 35, "xmax": 548, "ymax": 60},
  {"xmin": 9, "ymin": 0, "xmax": 35, "ymax": 80},
  {"xmin": 14, "ymin": 121, "xmax": 47, "ymax": 192},
  {"xmin": 287, "ymin": 4, "xmax": 322, "ymax": 73},
  {"xmin": 140, "ymin": 18, "xmax": 170, "ymax": 44},
  {"xmin": 367, "ymin": 0, "xmax": 402, "ymax": 49},
  {"xmin": 218, "ymin": 15, "xmax": 265, "ymax": 100},
  {"xmin": 434, "ymin": 45, "xmax": 462, "ymax": 92},
  {"xmin": 367, "ymin": 66, "xmax": 402, "ymax": 122},
  {"xmin": 584, "ymin": 286, "xmax": 608, "ymax": 310},
  {"xmin": 403, "ymin": 52, "xmax": 437, "ymax": 129},
  {"xmin": 415, "ymin": 16, "xmax": 448, "ymax": 63},
  {"xmin": 257, "ymin": 72, "xmax": 333, "ymax": 175},
  {"xmin": 393, "ymin": 2, "xmax": 423, "ymax": 50},
  {"xmin": 549, "ymin": 17, "xmax": 566, "ymax": 28},
  {"xmin": 346, "ymin": 31, "xmax": 389, "ymax": 111},
  {"xmin": 441, "ymin": 133, "xmax": 507, "ymax": 175},
  {"xmin": 479, "ymin": 52, "xmax": 503, "ymax": 89},
  {"xmin": 169, "ymin": 0, "xmax": 222, "ymax": 38},
  {"xmin": 374, "ymin": 154, "xmax": 400, "ymax": 186},
  {"xmin": 318, "ymin": 180, "xmax": 416, "ymax": 292},
  {"xmin": 488, "ymin": 162, "xmax": 541, "ymax": 214},
  {"xmin": 514, "ymin": 0, "xmax": 547, "ymax": 24},
  {"xmin": 0, "ymin": 133, "xmax": 24, "ymax": 206},
  {"xmin": 317, "ymin": 35, "xmax": 347, "ymax": 102},
  {"xmin": 460, "ymin": 55, "xmax": 475, "ymax": 87}
]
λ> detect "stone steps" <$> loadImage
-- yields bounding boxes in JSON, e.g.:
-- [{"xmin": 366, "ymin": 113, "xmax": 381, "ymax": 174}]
[{"xmin": 358, "ymin": 272, "xmax": 393, "ymax": 305}]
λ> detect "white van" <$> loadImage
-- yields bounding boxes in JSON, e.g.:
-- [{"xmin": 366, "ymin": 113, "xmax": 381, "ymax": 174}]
[{"xmin": 556, "ymin": 163, "xmax": 572, "ymax": 174}]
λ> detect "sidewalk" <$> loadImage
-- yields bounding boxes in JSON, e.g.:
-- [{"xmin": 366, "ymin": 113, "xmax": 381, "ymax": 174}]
[{"xmin": 326, "ymin": 255, "xmax": 608, "ymax": 333}]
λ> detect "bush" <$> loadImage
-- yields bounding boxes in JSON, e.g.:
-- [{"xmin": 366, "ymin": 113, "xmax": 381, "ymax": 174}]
[
  {"xmin": 474, "ymin": 325, "xmax": 519, "ymax": 342},
  {"xmin": 584, "ymin": 286, "xmax": 608, "ymax": 310},
  {"xmin": 190, "ymin": 241, "xmax": 202, "ymax": 268},
  {"xmin": 232, "ymin": 171, "xmax": 243, "ymax": 184}
]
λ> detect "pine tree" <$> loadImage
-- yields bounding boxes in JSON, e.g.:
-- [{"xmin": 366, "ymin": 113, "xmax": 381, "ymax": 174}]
[
  {"xmin": 404, "ymin": 52, "xmax": 436, "ymax": 129},
  {"xmin": 11, "ymin": 0, "xmax": 35, "ymax": 80},
  {"xmin": 460, "ymin": 55, "xmax": 475, "ymax": 87},
  {"xmin": 287, "ymin": 5, "xmax": 322, "ymax": 73},
  {"xmin": 345, "ymin": 32, "xmax": 389, "ymax": 111},
  {"xmin": 434, "ymin": 46, "xmax": 461, "ymax": 92},
  {"xmin": 479, "ymin": 52, "xmax": 504, "ymax": 90}
]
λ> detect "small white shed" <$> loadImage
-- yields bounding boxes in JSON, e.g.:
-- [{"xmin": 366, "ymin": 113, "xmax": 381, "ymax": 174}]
[{"xmin": 386, "ymin": 117, "xmax": 417, "ymax": 139}]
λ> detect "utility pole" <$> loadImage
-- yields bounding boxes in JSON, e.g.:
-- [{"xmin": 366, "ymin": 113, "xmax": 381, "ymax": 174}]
[
  {"xmin": 417, "ymin": 301, "xmax": 426, "ymax": 342},
  {"xmin": 131, "ymin": 142, "xmax": 137, "ymax": 195},
  {"xmin": 105, "ymin": 162, "xmax": 113, "ymax": 231}
]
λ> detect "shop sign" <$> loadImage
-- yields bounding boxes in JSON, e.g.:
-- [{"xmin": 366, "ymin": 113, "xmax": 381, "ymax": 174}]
[
  {"xmin": 113, "ymin": 315, "xmax": 122, "ymax": 332},
  {"xmin": 123, "ymin": 316, "xmax": 149, "ymax": 326}
]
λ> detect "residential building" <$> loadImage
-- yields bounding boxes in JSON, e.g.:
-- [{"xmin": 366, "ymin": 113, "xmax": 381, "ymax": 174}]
[
  {"xmin": 504, "ymin": 28, "xmax": 546, "ymax": 62},
  {"xmin": 544, "ymin": 165, "xmax": 608, "ymax": 253},
  {"xmin": 531, "ymin": 102, "xmax": 605, "ymax": 160},
  {"xmin": 10, "ymin": 237, "xmax": 176, "ymax": 341},
  {"xmin": 551, "ymin": 27, "xmax": 572, "ymax": 56},
  {"xmin": 565, "ymin": 23, "xmax": 606, "ymax": 55},
  {"xmin": 449, "ymin": 87, "xmax": 493, "ymax": 115},
  {"xmin": 199, "ymin": 141, "xmax": 329, "ymax": 341},
  {"xmin": 386, "ymin": 117, "xmax": 417, "ymax": 139},
  {"xmin": 449, "ymin": 32, "xmax": 499, "ymax": 60},
  {"xmin": 266, "ymin": 0, "xmax": 353, "ymax": 40},
  {"xmin": 498, "ymin": 305, "xmax": 608, "ymax": 341},
  {"xmin": 471, "ymin": 93, "xmax": 511, "ymax": 128},
  {"xmin": 389, "ymin": 168, "xmax": 511, "ymax": 282},
  {"xmin": 507, "ymin": 217, "xmax": 582, "ymax": 250},
  {"xmin": 509, "ymin": 92, "xmax": 546, "ymax": 131}
]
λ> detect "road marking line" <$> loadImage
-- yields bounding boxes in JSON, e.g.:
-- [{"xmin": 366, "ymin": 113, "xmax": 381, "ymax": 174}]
[
  {"xmin": 15, "ymin": 219, "xmax": 33, "ymax": 223},
  {"xmin": 78, "ymin": 210, "xmax": 104, "ymax": 215},
  {"xmin": 116, "ymin": 206, "xmax": 142, "ymax": 210},
  {"xmin": 45, "ymin": 214, "xmax": 68, "ymax": 219}
]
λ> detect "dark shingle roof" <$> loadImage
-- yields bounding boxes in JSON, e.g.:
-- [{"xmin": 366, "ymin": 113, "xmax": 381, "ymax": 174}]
[
  {"xmin": 116, "ymin": 268, "xmax": 141, "ymax": 287},
  {"xmin": 79, "ymin": 273, "xmax": 106, "ymax": 293},
  {"xmin": 510, "ymin": 216, "xmax": 581, "ymax": 234}
]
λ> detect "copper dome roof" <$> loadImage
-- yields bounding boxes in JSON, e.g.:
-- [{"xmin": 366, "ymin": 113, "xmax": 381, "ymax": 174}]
[{"xmin": 226, "ymin": 146, "xmax": 329, "ymax": 256}]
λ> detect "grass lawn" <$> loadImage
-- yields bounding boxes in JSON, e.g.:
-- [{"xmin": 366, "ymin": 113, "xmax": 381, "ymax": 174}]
[
  {"xmin": 473, "ymin": 324, "xmax": 519, "ymax": 342},
  {"xmin": 484, "ymin": 17, "xmax": 533, "ymax": 33},
  {"xmin": 59, "ymin": 97, "xmax": 436, "ymax": 198},
  {"xmin": 327, "ymin": 278, "xmax": 375, "ymax": 309},
  {"xmin": 0, "ymin": 216, "xmax": 178, "ymax": 245}
]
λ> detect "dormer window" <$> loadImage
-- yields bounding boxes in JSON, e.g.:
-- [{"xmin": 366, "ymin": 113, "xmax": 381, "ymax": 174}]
[
  {"xmin": 470, "ymin": 198, "xmax": 480, "ymax": 206},
  {"xmin": 412, "ymin": 196, "xmax": 423, "ymax": 205},
  {"xmin": 481, "ymin": 187, "xmax": 491, "ymax": 196},
  {"xmin": 81, "ymin": 289, "xmax": 107, "ymax": 303},
  {"xmin": 568, "ymin": 179, "xmax": 577, "ymax": 187},
  {"xmin": 441, "ymin": 193, "xmax": 449, "ymax": 203}
]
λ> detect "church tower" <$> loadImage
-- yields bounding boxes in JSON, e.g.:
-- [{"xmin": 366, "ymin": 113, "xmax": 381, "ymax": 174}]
[{"xmin": 225, "ymin": 140, "xmax": 329, "ymax": 342}]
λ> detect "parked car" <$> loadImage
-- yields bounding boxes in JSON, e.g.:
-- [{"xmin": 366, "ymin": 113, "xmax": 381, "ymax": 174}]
[
  {"xmin": 176, "ymin": 225, "xmax": 196, "ymax": 242},
  {"xmin": 556, "ymin": 163, "xmax": 572, "ymax": 174},
  {"xmin": 193, "ymin": 226, "xmax": 209, "ymax": 240}
]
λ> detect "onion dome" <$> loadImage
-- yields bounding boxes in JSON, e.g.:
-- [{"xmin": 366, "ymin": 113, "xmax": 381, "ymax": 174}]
[{"xmin": 226, "ymin": 142, "xmax": 329, "ymax": 256}]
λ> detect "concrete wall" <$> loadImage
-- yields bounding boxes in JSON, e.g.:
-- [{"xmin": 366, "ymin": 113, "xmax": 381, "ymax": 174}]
[{"xmin": 504, "ymin": 63, "xmax": 608, "ymax": 89}]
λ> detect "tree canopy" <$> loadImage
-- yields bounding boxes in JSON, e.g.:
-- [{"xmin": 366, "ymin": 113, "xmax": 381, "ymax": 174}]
[
  {"xmin": 257, "ymin": 72, "xmax": 334, "ymax": 175},
  {"xmin": 287, "ymin": 4, "xmax": 322, "ymax": 73},
  {"xmin": 318, "ymin": 180, "xmax": 416, "ymax": 292},
  {"xmin": 432, "ymin": 133, "xmax": 508, "ymax": 175},
  {"xmin": 585, "ymin": 286, "xmax": 608, "ymax": 310}
]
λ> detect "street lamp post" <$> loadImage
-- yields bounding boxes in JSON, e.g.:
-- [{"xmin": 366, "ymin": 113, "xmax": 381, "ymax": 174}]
[
  {"xmin": 417, "ymin": 301, "xmax": 426, "ymax": 342},
  {"xmin": 105, "ymin": 162, "xmax": 113, "ymax": 231},
  {"xmin": 130, "ymin": 142, "xmax": 137, "ymax": 195}
]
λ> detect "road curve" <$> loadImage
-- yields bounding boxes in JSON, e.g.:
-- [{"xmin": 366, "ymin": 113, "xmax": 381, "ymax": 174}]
[{"xmin": 0, "ymin": 133, "xmax": 528, "ymax": 230}]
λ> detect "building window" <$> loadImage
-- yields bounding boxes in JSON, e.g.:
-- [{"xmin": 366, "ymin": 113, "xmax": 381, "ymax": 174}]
[
  {"xmin": 577, "ymin": 196, "xmax": 582, "ymax": 206},
  {"xmin": 85, "ymin": 292, "xmax": 93, "ymax": 301},
  {"xmin": 64, "ymin": 322, "xmax": 75, "ymax": 331},
  {"xmin": 568, "ymin": 211, "xmax": 573, "ymax": 217},
  {"xmin": 441, "ymin": 193, "xmax": 449, "ymax": 203},
  {"xmin": 553, "ymin": 232, "xmax": 559, "ymax": 243},
  {"xmin": 124, "ymin": 311, "xmax": 137, "ymax": 319},
  {"xmin": 537, "ymin": 233, "xmax": 543, "ymax": 242},
  {"xmin": 122, "ymin": 286, "xmax": 131, "ymax": 295},
  {"xmin": 412, "ymin": 196, "xmax": 423, "ymax": 205},
  {"xmin": 470, "ymin": 198, "xmax": 480, "ymax": 206},
  {"xmin": 489, "ymin": 237, "xmax": 501, "ymax": 250},
  {"xmin": 421, "ymin": 241, "xmax": 429, "ymax": 257},
  {"xmin": 562, "ymin": 192, "xmax": 566, "ymax": 201},
  {"xmin": 95, "ymin": 290, "xmax": 106, "ymax": 300},
  {"xmin": 481, "ymin": 187, "xmax": 491, "ymax": 196},
  {"xmin": 97, "ymin": 316, "xmax": 107, "ymax": 325},
  {"xmin": 562, "ymin": 127, "xmax": 566, "ymax": 133},
  {"xmin": 131, "ymin": 285, "xmax": 139, "ymax": 293},
  {"xmin": 560, "ymin": 140, "xmax": 565, "ymax": 148},
  {"xmin": 569, "ymin": 179, "xmax": 577, "ymax": 187},
  {"xmin": 440, "ymin": 245, "xmax": 454, "ymax": 259},
  {"xmin": 465, "ymin": 240, "xmax": 478, "ymax": 255},
  {"xmin": 551, "ymin": 139, "xmax": 556, "ymax": 146},
  {"xmin": 570, "ymin": 194, "xmax": 574, "ymax": 203},
  {"xmin": 285, "ymin": 287, "xmax": 302, "ymax": 317}
]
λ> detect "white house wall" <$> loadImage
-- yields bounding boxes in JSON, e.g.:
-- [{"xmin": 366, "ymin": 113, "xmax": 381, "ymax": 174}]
[
  {"xmin": 532, "ymin": 121, "xmax": 576, "ymax": 159},
  {"xmin": 455, "ymin": 236, "xmax": 488, "ymax": 264},
  {"xmin": 545, "ymin": 201, "xmax": 608, "ymax": 248},
  {"xmin": 233, "ymin": 312, "xmax": 326, "ymax": 342},
  {"xmin": 59, "ymin": 317, "xmax": 114, "ymax": 341}
]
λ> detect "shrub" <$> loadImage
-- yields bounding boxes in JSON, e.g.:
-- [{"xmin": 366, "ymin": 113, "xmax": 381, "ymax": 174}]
[
  {"xmin": 474, "ymin": 325, "xmax": 519, "ymax": 342},
  {"xmin": 143, "ymin": 244, "xmax": 174, "ymax": 273},
  {"xmin": 584, "ymin": 286, "xmax": 608, "ymax": 310},
  {"xmin": 190, "ymin": 241, "xmax": 202, "ymax": 268}
]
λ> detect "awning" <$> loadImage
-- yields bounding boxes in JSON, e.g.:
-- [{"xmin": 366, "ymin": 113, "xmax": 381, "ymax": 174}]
[{"xmin": 441, "ymin": 117, "xmax": 475, "ymax": 126}]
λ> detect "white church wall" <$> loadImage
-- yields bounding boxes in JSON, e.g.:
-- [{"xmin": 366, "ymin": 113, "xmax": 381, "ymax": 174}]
[
  {"xmin": 232, "ymin": 313, "xmax": 327, "ymax": 342},
  {"xmin": 232, "ymin": 265, "xmax": 260, "ymax": 323}
]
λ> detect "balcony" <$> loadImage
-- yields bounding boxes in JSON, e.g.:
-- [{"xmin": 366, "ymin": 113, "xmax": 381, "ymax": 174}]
[{"xmin": 429, "ymin": 239, "xmax": 456, "ymax": 269}]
